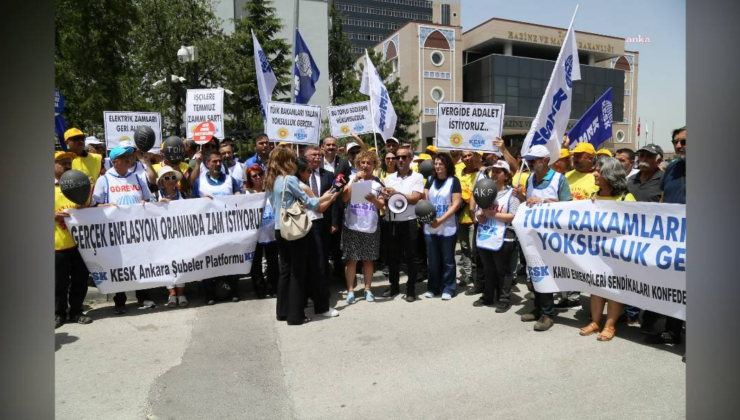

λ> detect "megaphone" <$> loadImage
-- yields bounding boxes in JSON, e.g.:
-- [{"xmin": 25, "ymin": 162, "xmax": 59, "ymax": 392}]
[{"xmin": 387, "ymin": 194, "xmax": 409, "ymax": 215}]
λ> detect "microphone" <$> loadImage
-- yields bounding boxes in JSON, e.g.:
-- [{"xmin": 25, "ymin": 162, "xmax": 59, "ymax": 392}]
[{"xmin": 332, "ymin": 174, "xmax": 347, "ymax": 193}]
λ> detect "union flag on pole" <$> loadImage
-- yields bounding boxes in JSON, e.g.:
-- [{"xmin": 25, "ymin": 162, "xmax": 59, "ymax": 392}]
[{"xmin": 637, "ymin": 117, "xmax": 641, "ymax": 137}]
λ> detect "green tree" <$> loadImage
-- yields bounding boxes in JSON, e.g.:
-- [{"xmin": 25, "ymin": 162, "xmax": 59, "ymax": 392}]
[
  {"xmin": 328, "ymin": 6, "xmax": 354, "ymax": 103},
  {"xmin": 334, "ymin": 50, "xmax": 420, "ymax": 150},
  {"xmin": 222, "ymin": 0, "xmax": 292, "ymax": 135},
  {"xmin": 55, "ymin": 0, "xmax": 139, "ymax": 133}
]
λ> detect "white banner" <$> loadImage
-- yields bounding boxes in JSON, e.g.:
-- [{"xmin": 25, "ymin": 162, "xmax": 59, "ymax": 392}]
[
  {"xmin": 65, "ymin": 194, "xmax": 266, "ymax": 294},
  {"xmin": 327, "ymin": 101, "xmax": 373, "ymax": 138},
  {"xmin": 103, "ymin": 111, "xmax": 162, "ymax": 150},
  {"xmin": 265, "ymin": 102, "xmax": 321, "ymax": 144},
  {"xmin": 512, "ymin": 200, "xmax": 686, "ymax": 320},
  {"xmin": 359, "ymin": 50, "xmax": 397, "ymax": 141},
  {"xmin": 435, "ymin": 102, "xmax": 505, "ymax": 152},
  {"xmin": 186, "ymin": 89, "xmax": 225, "ymax": 140},
  {"xmin": 520, "ymin": 8, "xmax": 581, "ymax": 163}
]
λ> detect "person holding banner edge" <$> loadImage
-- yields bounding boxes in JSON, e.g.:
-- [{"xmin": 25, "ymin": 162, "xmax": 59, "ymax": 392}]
[
  {"xmin": 154, "ymin": 166, "xmax": 189, "ymax": 307},
  {"xmin": 579, "ymin": 157, "xmax": 636, "ymax": 341},
  {"xmin": 514, "ymin": 145, "xmax": 572, "ymax": 331},
  {"xmin": 423, "ymin": 153, "xmax": 463, "ymax": 300},
  {"xmin": 244, "ymin": 165, "xmax": 279, "ymax": 299}
]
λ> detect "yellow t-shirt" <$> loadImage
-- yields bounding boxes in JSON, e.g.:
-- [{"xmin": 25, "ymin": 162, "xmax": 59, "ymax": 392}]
[
  {"xmin": 595, "ymin": 192, "xmax": 636, "ymax": 202},
  {"xmin": 457, "ymin": 167, "xmax": 480, "ymax": 224},
  {"xmin": 512, "ymin": 171, "xmax": 530, "ymax": 195},
  {"xmin": 455, "ymin": 161, "xmax": 466, "ymax": 175},
  {"xmin": 565, "ymin": 170, "xmax": 599, "ymax": 201},
  {"xmin": 72, "ymin": 152, "xmax": 102, "ymax": 186},
  {"xmin": 55, "ymin": 183, "xmax": 78, "ymax": 251}
]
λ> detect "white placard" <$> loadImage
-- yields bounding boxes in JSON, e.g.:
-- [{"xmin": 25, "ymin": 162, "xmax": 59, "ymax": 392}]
[
  {"xmin": 65, "ymin": 194, "xmax": 265, "ymax": 294},
  {"xmin": 350, "ymin": 179, "xmax": 373, "ymax": 205},
  {"xmin": 186, "ymin": 88, "xmax": 225, "ymax": 140},
  {"xmin": 512, "ymin": 200, "xmax": 686, "ymax": 320},
  {"xmin": 327, "ymin": 101, "xmax": 373, "ymax": 138},
  {"xmin": 103, "ymin": 111, "xmax": 162, "ymax": 150},
  {"xmin": 265, "ymin": 102, "xmax": 321, "ymax": 145},
  {"xmin": 435, "ymin": 102, "xmax": 505, "ymax": 153}
]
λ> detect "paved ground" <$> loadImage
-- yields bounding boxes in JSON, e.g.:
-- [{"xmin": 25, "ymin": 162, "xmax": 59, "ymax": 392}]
[{"xmin": 56, "ymin": 270, "xmax": 685, "ymax": 420}]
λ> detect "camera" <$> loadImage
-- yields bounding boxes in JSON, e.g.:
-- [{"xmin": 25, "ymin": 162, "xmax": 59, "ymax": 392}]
[{"xmin": 177, "ymin": 46, "xmax": 190, "ymax": 63}]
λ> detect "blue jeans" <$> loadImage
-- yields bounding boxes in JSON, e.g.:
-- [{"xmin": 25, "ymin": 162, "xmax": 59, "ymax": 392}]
[{"xmin": 425, "ymin": 234, "xmax": 457, "ymax": 296}]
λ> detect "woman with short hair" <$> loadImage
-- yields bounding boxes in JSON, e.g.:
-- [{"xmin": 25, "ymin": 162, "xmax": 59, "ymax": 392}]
[{"xmin": 580, "ymin": 157, "xmax": 636, "ymax": 341}]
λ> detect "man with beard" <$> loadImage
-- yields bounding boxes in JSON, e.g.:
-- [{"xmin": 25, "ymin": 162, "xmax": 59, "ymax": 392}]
[
  {"xmin": 513, "ymin": 145, "xmax": 572, "ymax": 331},
  {"xmin": 220, "ymin": 142, "xmax": 244, "ymax": 183},
  {"xmin": 628, "ymin": 144, "xmax": 664, "ymax": 203}
]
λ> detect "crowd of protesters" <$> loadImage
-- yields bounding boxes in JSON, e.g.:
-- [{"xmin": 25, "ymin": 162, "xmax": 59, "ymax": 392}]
[{"xmin": 55, "ymin": 126, "xmax": 686, "ymax": 357}]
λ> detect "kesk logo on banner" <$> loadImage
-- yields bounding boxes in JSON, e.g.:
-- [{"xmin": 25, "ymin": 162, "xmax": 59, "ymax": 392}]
[
  {"xmin": 104, "ymin": 111, "xmax": 162, "ymax": 150},
  {"xmin": 327, "ymin": 101, "xmax": 373, "ymax": 138},
  {"xmin": 186, "ymin": 89, "xmax": 224, "ymax": 140},
  {"xmin": 512, "ymin": 200, "xmax": 686, "ymax": 320},
  {"xmin": 65, "ymin": 194, "xmax": 265, "ymax": 294},
  {"xmin": 436, "ymin": 102, "xmax": 505, "ymax": 153},
  {"xmin": 567, "ymin": 87, "xmax": 614, "ymax": 150},
  {"xmin": 265, "ymin": 102, "xmax": 321, "ymax": 145}
]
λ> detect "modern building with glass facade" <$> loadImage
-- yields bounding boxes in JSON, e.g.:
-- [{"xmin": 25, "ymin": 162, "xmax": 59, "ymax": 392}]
[{"xmin": 370, "ymin": 14, "xmax": 640, "ymax": 151}]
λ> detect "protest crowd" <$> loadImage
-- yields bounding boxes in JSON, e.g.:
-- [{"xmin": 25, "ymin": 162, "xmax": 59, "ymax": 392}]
[{"xmin": 55, "ymin": 125, "xmax": 687, "ymax": 358}]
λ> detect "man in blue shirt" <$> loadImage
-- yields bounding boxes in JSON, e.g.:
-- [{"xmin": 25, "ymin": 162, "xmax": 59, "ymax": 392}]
[{"xmin": 245, "ymin": 133, "xmax": 272, "ymax": 171}]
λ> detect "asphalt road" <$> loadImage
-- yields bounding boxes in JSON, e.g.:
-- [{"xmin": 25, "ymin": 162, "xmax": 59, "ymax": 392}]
[{"xmin": 56, "ymin": 271, "xmax": 685, "ymax": 420}]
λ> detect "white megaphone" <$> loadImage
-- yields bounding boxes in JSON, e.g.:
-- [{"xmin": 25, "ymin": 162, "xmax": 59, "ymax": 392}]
[{"xmin": 387, "ymin": 193, "xmax": 409, "ymax": 215}]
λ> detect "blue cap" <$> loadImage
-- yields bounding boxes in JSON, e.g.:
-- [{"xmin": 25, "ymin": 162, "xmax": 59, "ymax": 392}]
[{"xmin": 110, "ymin": 146, "xmax": 134, "ymax": 160}]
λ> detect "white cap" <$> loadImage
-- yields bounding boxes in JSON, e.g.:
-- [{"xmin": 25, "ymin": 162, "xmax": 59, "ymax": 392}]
[
  {"xmin": 346, "ymin": 142, "xmax": 361, "ymax": 152},
  {"xmin": 491, "ymin": 160, "xmax": 511, "ymax": 172},
  {"xmin": 119, "ymin": 140, "xmax": 135, "ymax": 149},
  {"xmin": 85, "ymin": 136, "xmax": 103, "ymax": 146},
  {"xmin": 385, "ymin": 137, "xmax": 399, "ymax": 144},
  {"xmin": 522, "ymin": 145, "xmax": 549, "ymax": 160}
]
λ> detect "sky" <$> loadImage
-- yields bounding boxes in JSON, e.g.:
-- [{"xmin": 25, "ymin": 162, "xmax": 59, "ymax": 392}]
[{"xmin": 460, "ymin": 0, "xmax": 686, "ymax": 152}]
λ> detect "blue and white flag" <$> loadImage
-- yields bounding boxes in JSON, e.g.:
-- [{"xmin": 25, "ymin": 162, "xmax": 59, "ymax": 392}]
[
  {"xmin": 568, "ymin": 87, "xmax": 613, "ymax": 150},
  {"xmin": 521, "ymin": 8, "xmax": 581, "ymax": 163},
  {"xmin": 293, "ymin": 29, "xmax": 320, "ymax": 104},
  {"xmin": 359, "ymin": 50, "xmax": 397, "ymax": 141},
  {"xmin": 252, "ymin": 30, "xmax": 278, "ymax": 120}
]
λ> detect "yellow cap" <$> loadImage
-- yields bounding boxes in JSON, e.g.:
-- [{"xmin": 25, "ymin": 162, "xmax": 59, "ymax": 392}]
[
  {"xmin": 426, "ymin": 145, "xmax": 438, "ymax": 154},
  {"xmin": 572, "ymin": 142, "xmax": 596, "ymax": 155},
  {"xmin": 559, "ymin": 148, "xmax": 571, "ymax": 159},
  {"xmin": 64, "ymin": 128, "xmax": 85, "ymax": 142},
  {"xmin": 278, "ymin": 142, "xmax": 289, "ymax": 147},
  {"xmin": 369, "ymin": 147, "xmax": 377, "ymax": 153},
  {"xmin": 595, "ymin": 148, "xmax": 613, "ymax": 157},
  {"xmin": 415, "ymin": 153, "xmax": 432, "ymax": 162},
  {"xmin": 55, "ymin": 151, "xmax": 77, "ymax": 161},
  {"xmin": 477, "ymin": 151, "xmax": 484, "ymax": 156}
]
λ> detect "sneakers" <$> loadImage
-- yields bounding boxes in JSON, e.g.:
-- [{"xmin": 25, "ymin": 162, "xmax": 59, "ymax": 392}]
[
  {"xmin": 473, "ymin": 298, "xmax": 494, "ymax": 307},
  {"xmin": 521, "ymin": 312, "xmax": 541, "ymax": 322},
  {"xmin": 423, "ymin": 291, "xmax": 435, "ymax": 298},
  {"xmin": 495, "ymin": 302, "xmax": 511, "ymax": 313},
  {"xmin": 316, "ymin": 308, "xmax": 340, "ymax": 318},
  {"xmin": 167, "ymin": 296, "xmax": 178, "ymax": 308},
  {"xmin": 346, "ymin": 291, "xmax": 356, "ymax": 304},
  {"xmin": 554, "ymin": 299, "xmax": 581, "ymax": 311},
  {"xmin": 113, "ymin": 305, "xmax": 127, "ymax": 315},
  {"xmin": 69, "ymin": 314, "xmax": 93, "ymax": 324},
  {"xmin": 464, "ymin": 287, "xmax": 483, "ymax": 296},
  {"xmin": 534, "ymin": 315, "xmax": 555, "ymax": 331},
  {"xmin": 644, "ymin": 331, "xmax": 682, "ymax": 345},
  {"xmin": 441, "ymin": 293, "xmax": 452, "ymax": 300},
  {"xmin": 382, "ymin": 287, "xmax": 400, "ymax": 298},
  {"xmin": 178, "ymin": 296, "xmax": 188, "ymax": 307},
  {"xmin": 140, "ymin": 300, "xmax": 156, "ymax": 309},
  {"xmin": 365, "ymin": 290, "xmax": 375, "ymax": 302},
  {"xmin": 55, "ymin": 315, "xmax": 64, "ymax": 329}
]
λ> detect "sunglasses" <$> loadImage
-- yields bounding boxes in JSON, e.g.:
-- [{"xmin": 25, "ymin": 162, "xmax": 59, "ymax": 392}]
[
  {"xmin": 671, "ymin": 139, "xmax": 686, "ymax": 146},
  {"xmin": 162, "ymin": 175, "xmax": 178, "ymax": 181},
  {"xmin": 397, "ymin": 155, "xmax": 411, "ymax": 160},
  {"xmin": 250, "ymin": 173, "xmax": 263, "ymax": 179},
  {"xmin": 385, "ymin": 157, "xmax": 397, "ymax": 161}
]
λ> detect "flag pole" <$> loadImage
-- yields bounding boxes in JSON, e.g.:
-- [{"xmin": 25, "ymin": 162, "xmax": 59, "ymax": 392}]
[{"xmin": 365, "ymin": 50, "xmax": 380, "ymax": 155}]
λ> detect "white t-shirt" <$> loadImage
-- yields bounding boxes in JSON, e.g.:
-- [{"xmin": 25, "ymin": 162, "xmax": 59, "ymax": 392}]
[
  {"xmin": 92, "ymin": 170, "xmax": 152, "ymax": 205},
  {"xmin": 384, "ymin": 171, "xmax": 425, "ymax": 222},
  {"xmin": 228, "ymin": 161, "xmax": 245, "ymax": 183}
]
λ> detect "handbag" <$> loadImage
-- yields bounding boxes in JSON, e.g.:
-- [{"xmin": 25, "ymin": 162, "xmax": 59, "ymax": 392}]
[{"xmin": 279, "ymin": 176, "xmax": 312, "ymax": 241}]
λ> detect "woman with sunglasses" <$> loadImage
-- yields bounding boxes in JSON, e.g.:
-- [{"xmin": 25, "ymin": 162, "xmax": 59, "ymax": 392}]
[
  {"xmin": 341, "ymin": 150, "xmax": 385, "ymax": 305},
  {"xmin": 423, "ymin": 153, "xmax": 463, "ymax": 300},
  {"xmin": 244, "ymin": 165, "xmax": 279, "ymax": 299},
  {"xmin": 155, "ymin": 166, "xmax": 188, "ymax": 307}
]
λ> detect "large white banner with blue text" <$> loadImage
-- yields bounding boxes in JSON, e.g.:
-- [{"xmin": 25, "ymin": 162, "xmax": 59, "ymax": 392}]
[
  {"xmin": 65, "ymin": 194, "xmax": 266, "ymax": 294},
  {"xmin": 512, "ymin": 201, "xmax": 686, "ymax": 320}
]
